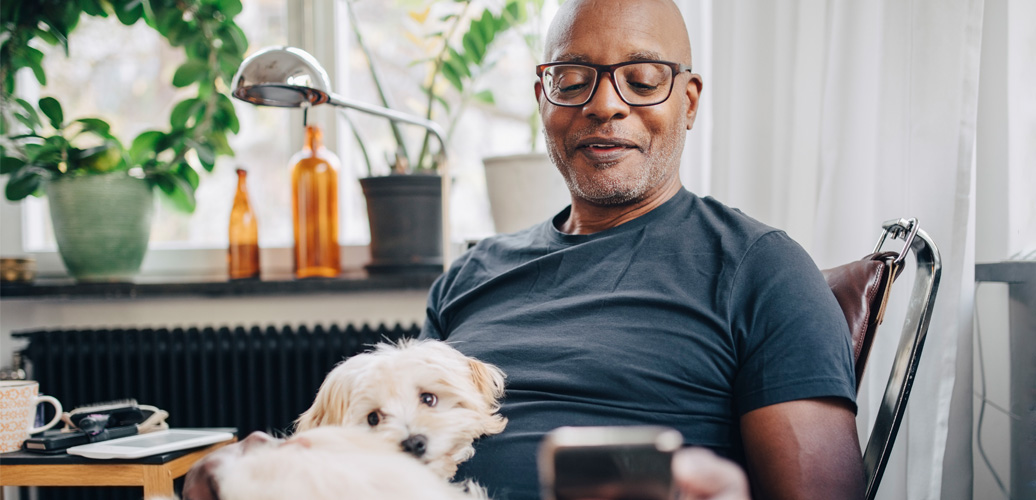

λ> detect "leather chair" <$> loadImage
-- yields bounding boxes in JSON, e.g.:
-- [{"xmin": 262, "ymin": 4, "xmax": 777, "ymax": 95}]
[{"xmin": 822, "ymin": 218, "xmax": 942, "ymax": 500}]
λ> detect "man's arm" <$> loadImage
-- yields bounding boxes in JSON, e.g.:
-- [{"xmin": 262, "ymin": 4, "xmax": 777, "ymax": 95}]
[{"xmin": 740, "ymin": 397, "xmax": 864, "ymax": 500}]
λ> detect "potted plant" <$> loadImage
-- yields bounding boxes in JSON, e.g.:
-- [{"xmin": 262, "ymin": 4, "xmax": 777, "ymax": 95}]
[
  {"xmin": 0, "ymin": 0, "xmax": 247, "ymax": 281},
  {"xmin": 342, "ymin": 0, "xmax": 544, "ymax": 271}
]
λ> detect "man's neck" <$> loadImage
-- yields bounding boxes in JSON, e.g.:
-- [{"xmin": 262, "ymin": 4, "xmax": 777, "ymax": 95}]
[{"xmin": 559, "ymin": 179, "xmax": 682, "ymax": 235}]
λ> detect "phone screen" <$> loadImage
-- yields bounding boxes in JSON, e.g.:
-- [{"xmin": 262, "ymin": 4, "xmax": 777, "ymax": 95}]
[
  {"xmin": 540, "ymin": 426, "xmax": 682, "ymax": 500},
  {"xmin": 554, "ymin": 444, "xmax": 674, "ymax": 500}
]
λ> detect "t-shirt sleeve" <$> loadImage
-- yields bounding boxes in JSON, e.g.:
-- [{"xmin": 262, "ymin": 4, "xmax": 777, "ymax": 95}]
[{"xmin": 728, "ymin": 231, "xmax": 857, "ymax": 415}]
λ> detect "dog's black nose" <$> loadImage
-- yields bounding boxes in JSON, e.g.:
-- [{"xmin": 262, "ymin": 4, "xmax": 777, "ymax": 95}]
[{"xmin": 401, "ymin": 434, "xmax": 428, "ymax": 458}]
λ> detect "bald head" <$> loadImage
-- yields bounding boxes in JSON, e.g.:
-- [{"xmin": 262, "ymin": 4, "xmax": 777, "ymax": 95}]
[{"xmin": 544, "ymin": 0, "xmax": 693, "ymax": 67}]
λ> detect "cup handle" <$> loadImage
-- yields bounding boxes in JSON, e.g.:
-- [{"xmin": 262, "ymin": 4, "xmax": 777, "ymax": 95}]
[{"xmin": 30, "ymin": 395, "xmax": 63, "ymax": 434}]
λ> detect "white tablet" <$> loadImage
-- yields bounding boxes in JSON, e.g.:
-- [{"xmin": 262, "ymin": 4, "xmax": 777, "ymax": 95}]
[{"xmin": 67, "ymin": 429, "xmax": 235, "ymax": 459}]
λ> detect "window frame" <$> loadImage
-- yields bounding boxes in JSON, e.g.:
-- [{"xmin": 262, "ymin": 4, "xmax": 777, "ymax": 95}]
[{"xmin": 2, "ymin": 0, "xmax": 381, "ymax": 280}]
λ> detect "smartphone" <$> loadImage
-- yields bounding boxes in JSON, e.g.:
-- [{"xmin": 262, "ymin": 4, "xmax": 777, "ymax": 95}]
[{"xmin": 538, "ymin": 425, "xmax": 684, "ymax": 500}]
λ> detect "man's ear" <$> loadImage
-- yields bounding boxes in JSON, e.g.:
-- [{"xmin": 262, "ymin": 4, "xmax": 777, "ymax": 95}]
[
  {"xmin": 534, "ymin": 79, "xmax": 544, "ymax": 106},
  {"xmin": 684, "ymin": 74, "xmax": 703, "ymax": 130}
]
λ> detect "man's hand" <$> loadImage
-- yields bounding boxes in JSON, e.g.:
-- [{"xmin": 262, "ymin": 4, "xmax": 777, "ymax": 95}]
[
  {"xmin": 741, "ymin": 397, "xmax": 864, "ymax": 500},
  {"xmin": 671, "ymin": 447, "xmax": 751, "ymax": 500}
]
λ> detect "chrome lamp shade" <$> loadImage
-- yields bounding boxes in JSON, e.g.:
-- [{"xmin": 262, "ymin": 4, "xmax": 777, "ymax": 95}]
[{"xmin": 231, "ymin": 46, "xmax": 333, "ymax": 107}]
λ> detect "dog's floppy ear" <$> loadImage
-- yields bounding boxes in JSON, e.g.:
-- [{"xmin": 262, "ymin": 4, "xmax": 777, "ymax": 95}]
[
  {"xmin": 468, "ymin": 359, "xmax": 506, "ymax": 408},
  {"xmin": 294, "ymin": 363, "xmax": 353, "ymax": 432},
  {"xmin": 469, "ymin": 359, "xmax": 508, "ymax": 436}
]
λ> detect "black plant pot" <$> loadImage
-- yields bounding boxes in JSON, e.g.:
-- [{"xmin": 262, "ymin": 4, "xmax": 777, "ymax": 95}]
[{"xmin": 359, "ymin": 174, "xmax": 443, "ymax": 274}]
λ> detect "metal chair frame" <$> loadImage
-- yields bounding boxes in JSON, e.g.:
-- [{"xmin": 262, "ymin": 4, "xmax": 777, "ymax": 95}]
[{"xmin": 860, "ymin": 218, "xmax": 942, "ymax": 500}]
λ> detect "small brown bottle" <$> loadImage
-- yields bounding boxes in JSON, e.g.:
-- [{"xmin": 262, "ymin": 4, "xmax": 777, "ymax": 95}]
[
  {"xmin": 228, "ymin": 167, "xmax": 261, "ymax": 280},
  {"xmin": 290, "ymin": 124, "xmax": 341, "ymax": 278}
]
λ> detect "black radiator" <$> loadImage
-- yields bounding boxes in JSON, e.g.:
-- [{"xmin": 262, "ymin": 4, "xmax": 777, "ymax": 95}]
[{"xmin": 12, "ymin": 323, "xmax": 420, "ymax": 500}]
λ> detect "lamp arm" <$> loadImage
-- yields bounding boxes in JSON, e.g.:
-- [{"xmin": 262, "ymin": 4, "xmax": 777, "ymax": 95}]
[
  {"xmin": 325, "ymin": 91, "xmax": 452, "ymax": 269},
  {"xmin": 325, "ymin": 93, "xmax": 448, "ymax": 161}
]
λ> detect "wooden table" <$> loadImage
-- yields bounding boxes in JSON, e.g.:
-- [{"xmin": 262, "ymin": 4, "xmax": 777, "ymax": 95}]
[{"xmin": 0, "ymin": 431, "xmax": 236, "ymax": 499}]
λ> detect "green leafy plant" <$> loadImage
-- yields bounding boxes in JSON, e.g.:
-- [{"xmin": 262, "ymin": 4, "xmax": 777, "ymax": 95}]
[
  {"xmin": 346, "ymin": 0, "xmax": 547, "ymax": 175},
  {"xmin": 0, "ymin": 0, "xmax": 248, "ymax": 212}
]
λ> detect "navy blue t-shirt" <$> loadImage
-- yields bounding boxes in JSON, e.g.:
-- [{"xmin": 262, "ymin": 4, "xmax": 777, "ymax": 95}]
[{"xmin": 422, "ymin": 189, "xmax": 856, "ymax": 500}]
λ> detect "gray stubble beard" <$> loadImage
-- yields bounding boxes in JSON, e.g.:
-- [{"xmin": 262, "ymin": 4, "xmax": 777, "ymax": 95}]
[{"xmin": 544, "ymin": 125, "xmax": 685, "ymax": 206}]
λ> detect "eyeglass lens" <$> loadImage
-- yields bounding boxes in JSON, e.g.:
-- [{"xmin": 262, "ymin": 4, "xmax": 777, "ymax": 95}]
[{"xmin": 541, "ymin": 63, "xmax": 675, "ymax": 106}]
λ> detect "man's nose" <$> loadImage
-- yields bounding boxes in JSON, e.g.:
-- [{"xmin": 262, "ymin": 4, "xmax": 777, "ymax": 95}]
[{"xmin": 582, "ymin": 72, "xmax": 629, "ymax": 120}]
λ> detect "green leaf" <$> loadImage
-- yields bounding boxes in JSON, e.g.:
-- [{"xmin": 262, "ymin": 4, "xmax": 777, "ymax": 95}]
[
  {"xmin": 114, "ymin": 1, "xmax": 144, "ymax": 25},
  {"xmin": 447, "ymin": 48, "xmax": 471, "ymax": 78},
  {"xmin": 186, "ymin": 139, "xmax": 216, "ymax": 168},
  {"xmin": 170, "ymin": 98, "xmax": 202, "ymax": 128},
  {"xmin": 21, "ymin": 47, "xmax": 47, "ymax": 86},
  {"xmin": 477, "ymin": 11, "xmax": 497, "ymax": 47},
  {"xmin": 80, "ymin": 0, "xmax": 107, "ymax": 17},
  {"xmin": 155, "ymin": 8, "xmax": 181, "ymax": 37},
  {"xmin": 502, "ymin": 1, "xmax": 523, "ymax": 27},
  {"xmin": 206, "ymin": 130, "xmax": 232, "ymax": 156},
  {"xmin": 462, "ymin": 28, "xmax": 486, "ymax": 64},
  {"xmin": 215, "ymin": 93, "xmax": 240, "ymax": 134},
  {"xmin": 172, "ymin": 60, "xmax": 209, "ymax": 87},
  {"xmin": 0, "ymin": 156, "xmax": 26, "ymax": 175},
  {"xmin": 440, "ymin": 61, "xmax": 463, "ymax": 93},
  {"xmin": 217, "ymin": 0, "xmax": 243, "ymax": 18},
  {"xmin": 185, "ymin": 40, "xmax": 211, "ymax": 61},
  {"xmin": 220, "ymin": 23, "xmax": 248, "ymax": 57},
  {"xmin": 14, "ymin": 99, "xmax": 42, "ymax": 130},
  {"xmin": 217, "ymin": 52, "xmax": 244, "ymax": 81},
  {"xmin": 74, "ymin": 118, "xmax": 113, "ymax": 137},
  {"xmin": 130, "ymin": 130, "xmax": 165, "ymax": 164},
  {"xmin": 38, "ymin": 97, "xmax": 63, "ymax": 129},
  {"xmin": 175, "ymin": 162, "xmax": 200, "ymax": 190},
  {"xmin": 153, "ymin": 170, "xmax": 196, "ymax": 212},
  {"xmin": 4, "ymin": 165, "xmax": 47, "ymax": 200},
  {"xmin": 473, "ymin": 89, "xmax": 495, "ymax": 105},
  {"xmin": 38, "ymin": 17, "xmax": 70, "ymax": 56},
  {"xmin": 14, "ymin": 114, "xmax": 38, "ymax": 131}
]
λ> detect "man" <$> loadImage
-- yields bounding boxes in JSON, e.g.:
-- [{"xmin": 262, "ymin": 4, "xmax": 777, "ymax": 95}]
[{"xmin": 421, "ymin": 0, "xmax": 865, "ymax": 499}]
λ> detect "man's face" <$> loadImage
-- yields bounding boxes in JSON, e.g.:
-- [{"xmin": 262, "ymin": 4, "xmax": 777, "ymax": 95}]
[{"xmin": 537, "ymin": 0, "xmax": 701, "ymax": 207}]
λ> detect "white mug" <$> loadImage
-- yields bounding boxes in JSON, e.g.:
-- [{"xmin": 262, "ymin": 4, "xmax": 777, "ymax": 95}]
[{"xmin": 0, "ymin": 380, "xmax": 63, "ymax": 453}]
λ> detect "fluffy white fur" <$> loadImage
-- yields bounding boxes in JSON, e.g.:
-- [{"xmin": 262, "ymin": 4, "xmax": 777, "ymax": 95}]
[
  {"xmin": 294, "ymin": 339, "xmax": 508, "ymax": 479},
  {"xmin": 210, "ymin": 427, "xmax": 480, "ymax": 500}
]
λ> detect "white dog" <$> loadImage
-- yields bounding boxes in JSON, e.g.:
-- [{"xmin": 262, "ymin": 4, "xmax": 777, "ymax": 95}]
[
  {"xmin": 294, "ymin": 339, "xmax": 508, "ymax": 479},
  {"xmin": 183, "ymin": 426, "xmax": 480, "ymax": 500}
]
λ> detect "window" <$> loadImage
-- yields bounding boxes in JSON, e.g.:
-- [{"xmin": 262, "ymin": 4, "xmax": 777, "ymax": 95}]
[{"xmin": 11, "ymin": 0, "xmax": 555, "ymax": 277}]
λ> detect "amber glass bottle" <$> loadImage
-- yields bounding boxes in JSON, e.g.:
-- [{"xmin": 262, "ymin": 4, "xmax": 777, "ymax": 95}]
[
  {"xmin": 228, "ymin": 168, "xmax": 260, "ymax": 280},
  {"xmin": 289, "ymin": 124, "xmax": 341, "ymax": 278}
]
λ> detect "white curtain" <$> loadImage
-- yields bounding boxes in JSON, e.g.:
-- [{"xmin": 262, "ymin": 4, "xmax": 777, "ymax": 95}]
[{"xmin": 675, "ymin": 1, "xmax": 985, "ymax": 498}]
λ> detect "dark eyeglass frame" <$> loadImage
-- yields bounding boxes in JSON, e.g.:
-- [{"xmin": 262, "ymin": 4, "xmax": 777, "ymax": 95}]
[{"xmin": 536, "ymin": 60, "xmax": 694, "ymax": 107}]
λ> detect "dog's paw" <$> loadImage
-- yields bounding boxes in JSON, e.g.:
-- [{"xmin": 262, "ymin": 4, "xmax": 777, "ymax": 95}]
[{"xmin": 457, "ymin": 478, "xmax": 493, "ymax": 500}]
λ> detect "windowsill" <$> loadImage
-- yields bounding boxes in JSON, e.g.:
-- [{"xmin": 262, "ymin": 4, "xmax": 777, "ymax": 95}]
[{"xmin": 0, "ymin": 269, "xmax": 441, "ymax": 301}]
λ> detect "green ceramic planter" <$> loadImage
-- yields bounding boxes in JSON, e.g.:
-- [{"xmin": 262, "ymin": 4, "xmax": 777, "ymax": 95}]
[{"xmin": 45, "ymin": 174, "xmax": 154, "ymax": 282}]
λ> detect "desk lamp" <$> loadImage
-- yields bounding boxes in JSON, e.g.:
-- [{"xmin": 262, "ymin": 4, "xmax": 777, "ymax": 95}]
[{"xmin": 231, "ymin": 46, "xmax": 451, "ymax": 270}]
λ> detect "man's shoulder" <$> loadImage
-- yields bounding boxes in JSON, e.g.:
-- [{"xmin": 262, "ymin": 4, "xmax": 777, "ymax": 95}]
[{"xmin": 664, "ymin": 192, "xmax": 785, "ymax": 253}]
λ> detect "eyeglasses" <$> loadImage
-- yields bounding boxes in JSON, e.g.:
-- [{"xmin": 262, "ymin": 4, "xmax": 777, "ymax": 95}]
[{"xmin": 536, "ymin": 60, "xmax": 693, "ymax": 107}]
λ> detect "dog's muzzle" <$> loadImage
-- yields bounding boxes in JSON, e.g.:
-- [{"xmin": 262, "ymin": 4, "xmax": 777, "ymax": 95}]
[{"xmin": 401, "ymin": 434, "xmax": 428, "ymax": 458}]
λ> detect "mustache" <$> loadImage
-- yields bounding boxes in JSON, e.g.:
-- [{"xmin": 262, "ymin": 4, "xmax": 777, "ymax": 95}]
[{"xmin": 564, "ymin": 124, "xmax": 641, "ymax": 149}]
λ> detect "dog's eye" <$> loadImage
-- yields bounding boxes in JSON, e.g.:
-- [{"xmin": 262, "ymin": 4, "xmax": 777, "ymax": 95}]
[
  {"xmin": 367, "ymin": 411, "xmax": 380, "ymax": 426},
  {"xmin": 420, "ymin": 393, "xmax": 438, "ymax": 407}
]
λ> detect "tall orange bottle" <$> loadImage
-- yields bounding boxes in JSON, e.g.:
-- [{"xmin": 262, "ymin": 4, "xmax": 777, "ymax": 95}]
[
  {"xmin": 228, "ymin": 167, "xmax": 261, "ymax": 280},
  {"xmin": 289, "ymin": 124, "xmax": 341, "ymax": 278}
]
